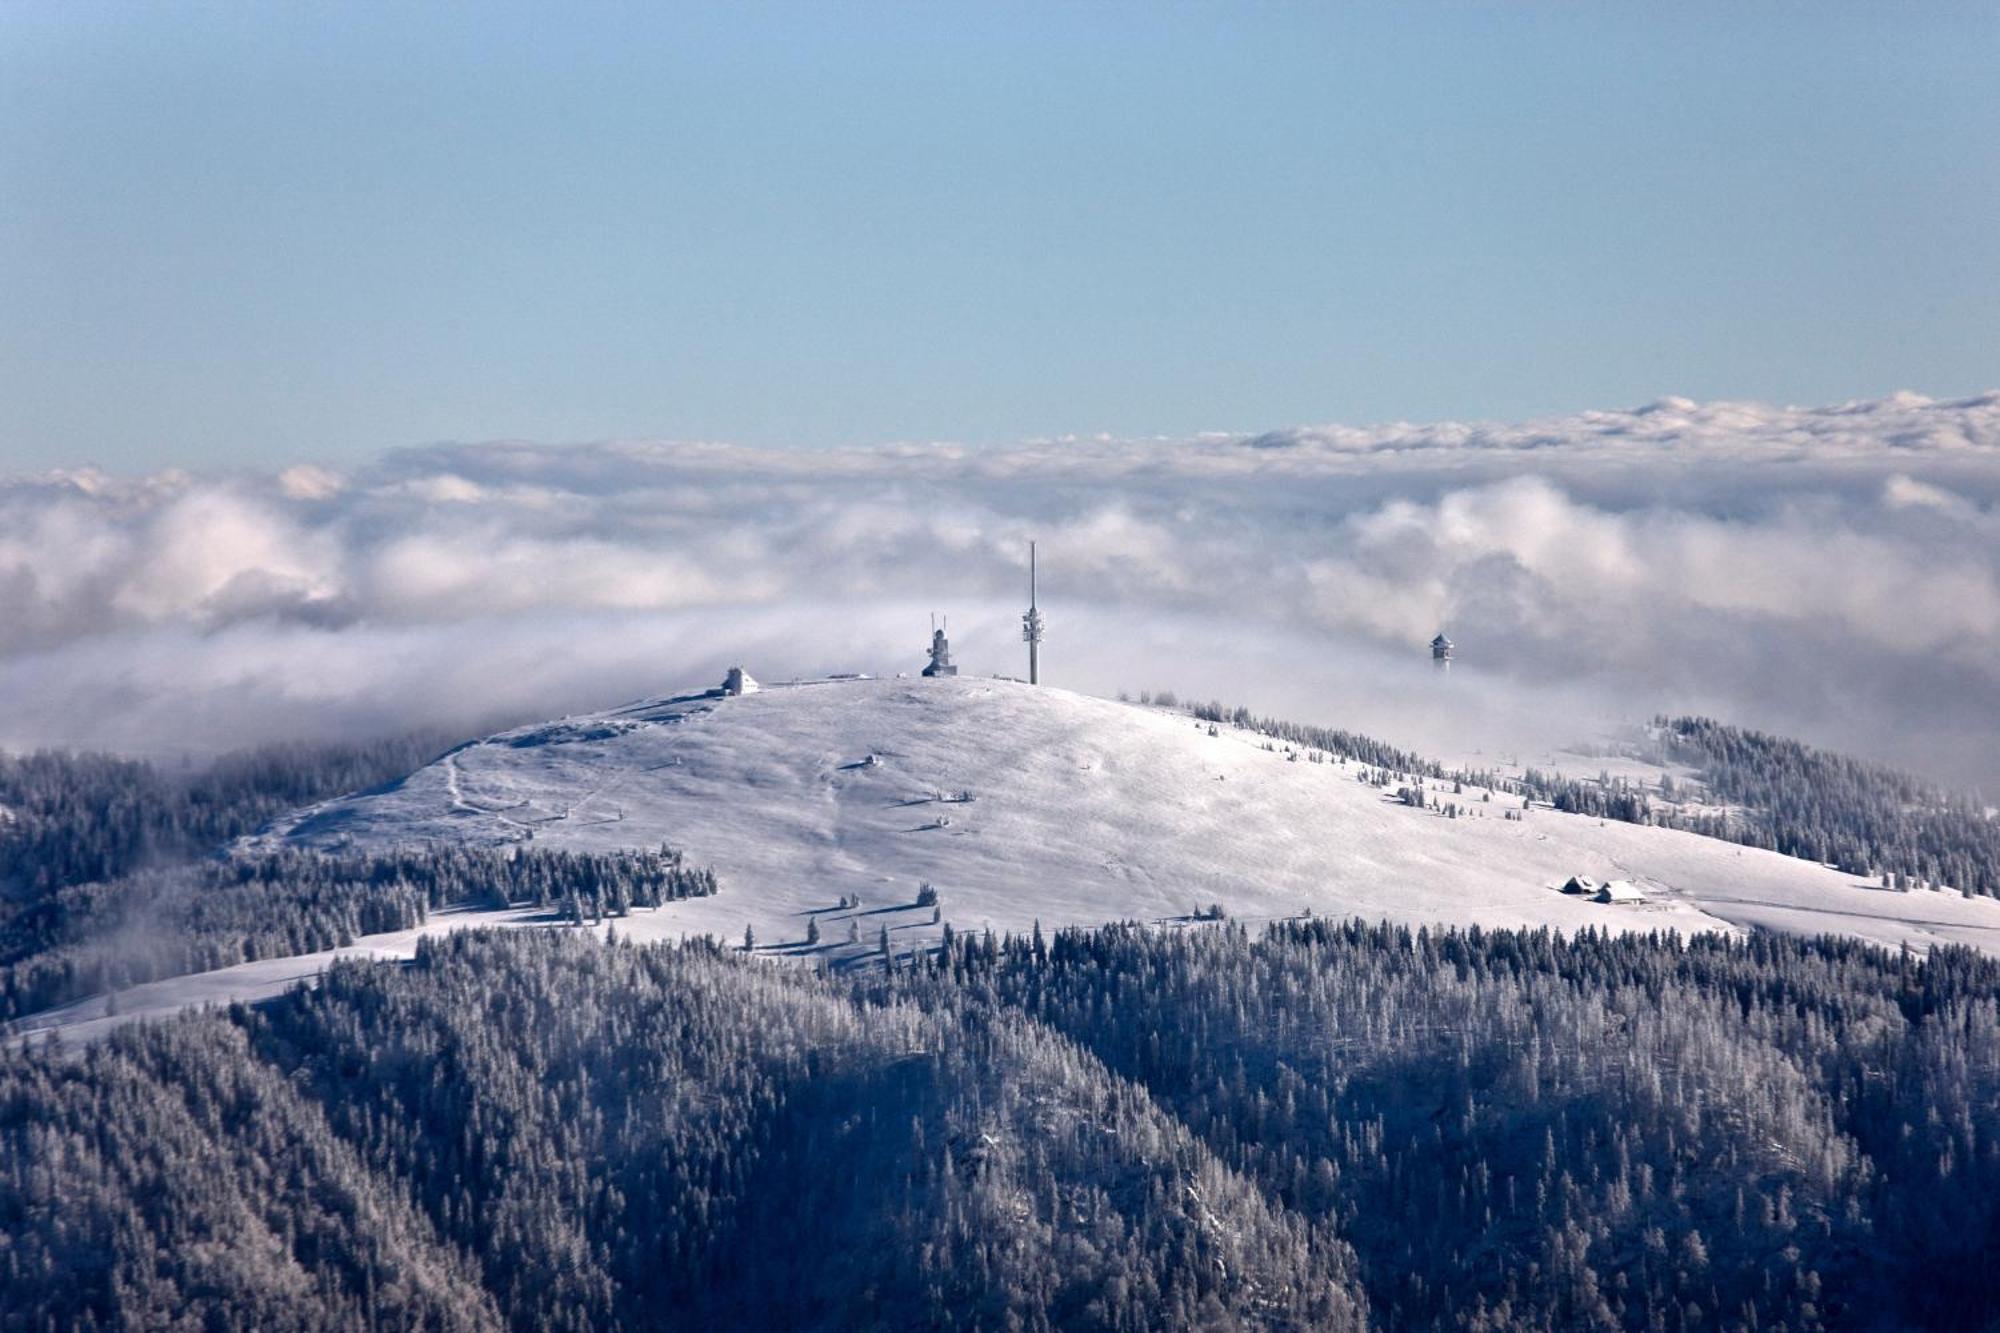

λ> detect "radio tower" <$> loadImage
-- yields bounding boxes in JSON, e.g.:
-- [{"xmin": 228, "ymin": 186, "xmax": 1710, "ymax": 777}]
[{"xmin": 1022, "ymin": 541, "xmax": 1045, "ymax": 685}]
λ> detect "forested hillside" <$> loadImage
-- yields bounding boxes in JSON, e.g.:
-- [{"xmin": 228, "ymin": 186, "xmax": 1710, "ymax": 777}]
[
  {"xmin": 0, "ymin": 845, "xmax": 713, "ymax": 1021},
  {"xmin": 0, "ymin": 733, "xmax": 459, "ymax": 896},
  {"xmin": 8, "ymin": 923, "xmax": 1997, "ymax": 1331},
  {"xmin": 1652, "ymin": 716, "xmax": 2000, "ymax": 898},
  {"xmin": 1177, "ymin": 696, "xmax": 2000, "ymax": 901},
  {"xmin": 0, "ymin": 725, "xmax": 721, "ymax": 1023}
]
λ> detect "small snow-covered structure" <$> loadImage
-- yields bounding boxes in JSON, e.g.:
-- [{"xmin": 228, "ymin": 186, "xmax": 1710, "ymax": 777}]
[
  {"xmin": 922, "ymin": 620, "xmax": 958, "ymax": 678},
  {"xmin": 1431, "ymin": 633, "xmax": 1454, "ymax": 670},
  {"xmin": 1595, "ymin": 879, "xmax": 1645, "ymax": 905},
  {"xmin": 720, "ymin": 667, "xmax": 760, "ymax": 697},
  {"xmin": 1559, "ymin": 874, "xmax": 1599, "ymax": 896}
]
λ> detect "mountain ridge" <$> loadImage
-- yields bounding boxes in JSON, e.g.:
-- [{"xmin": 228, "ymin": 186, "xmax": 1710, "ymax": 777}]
[
  {"xmin": 262, "ymin": 674, "xmax": 2000, "ymax": 957},
  {"xmin": 21, "ymin": 673, "xmax": 2000, "ymax": 1047}
]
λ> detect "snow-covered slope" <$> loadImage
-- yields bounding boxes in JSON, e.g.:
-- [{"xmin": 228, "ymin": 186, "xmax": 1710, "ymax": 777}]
[
  {"xmin": 263, "ymin": 675, "xmax": 2000, "ymax": 956},
  {"xmin": 23, "ymin": 674, "xmax": 2000, "ymax": 1048}
]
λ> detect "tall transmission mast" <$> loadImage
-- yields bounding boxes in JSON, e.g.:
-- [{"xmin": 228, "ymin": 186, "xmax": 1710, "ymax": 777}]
[{"xmin": 1022, "ymin": 541, "xmax": 1045, "ymax": 685}]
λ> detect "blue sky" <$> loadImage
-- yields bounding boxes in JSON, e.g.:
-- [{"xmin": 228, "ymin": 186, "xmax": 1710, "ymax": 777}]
[{"xmin": 2, "ymin": 2, "xmax": 1995, "ymax": 471}]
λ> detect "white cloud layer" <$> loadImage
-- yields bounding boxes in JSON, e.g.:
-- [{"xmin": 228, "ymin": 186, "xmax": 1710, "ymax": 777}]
[{"xmin": 5, "ymin": 390, "xmax": 2000, "ymax": 789}]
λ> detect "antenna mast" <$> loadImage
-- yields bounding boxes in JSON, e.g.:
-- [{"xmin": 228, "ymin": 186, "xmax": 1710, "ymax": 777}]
[{"xmin": 1022, "ymin": 540, "xmax": 1045, "ymax": 684}]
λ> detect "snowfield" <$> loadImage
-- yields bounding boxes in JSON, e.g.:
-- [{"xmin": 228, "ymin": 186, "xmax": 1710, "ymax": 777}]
[
  {"xmin": 20, "ymin": 675, "xmax": 2000, "ymax": 1044},
  {"xmin": 269, "ymin": 674, "xmax": 2000, "ymax": 952}
]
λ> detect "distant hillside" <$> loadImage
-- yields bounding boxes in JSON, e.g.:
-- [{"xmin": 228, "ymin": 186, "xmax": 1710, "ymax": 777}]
[{"xmin": 1649, "ymin": 715, "xmax": 2000, "ymax": 897}]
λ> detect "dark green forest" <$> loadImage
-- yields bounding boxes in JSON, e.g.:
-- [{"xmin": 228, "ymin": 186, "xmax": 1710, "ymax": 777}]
[{"xmin": 7, "ymin": 923, "xmax": 1998, "ymax": 1331}]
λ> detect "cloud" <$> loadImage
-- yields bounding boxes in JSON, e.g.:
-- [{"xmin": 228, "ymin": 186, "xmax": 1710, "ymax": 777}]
[
  {"xmin": 276, "ymin": 464, "xmax": 345, "ymax": 501},
  {"xmin": 1310, "ymin": 476, "xmax": 2000, "ymax": 655},
  {"xmin": 3, "ymin": 389, "xmax": 1999, "ymax": 789},
  {"xmin": 1882, "ymin": 473, "xmax": 1980, "ymax": 518}
]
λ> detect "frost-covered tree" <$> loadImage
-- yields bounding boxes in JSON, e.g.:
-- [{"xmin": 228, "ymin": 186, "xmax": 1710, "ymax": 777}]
[{"xmin": 10, "ymin": 922, "xmax": 2000, "ymax": 1330}]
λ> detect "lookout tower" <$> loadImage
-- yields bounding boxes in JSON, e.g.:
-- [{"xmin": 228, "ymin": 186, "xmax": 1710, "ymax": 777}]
[
  {"xmin": 1022, "ymin": 541, "xmax": 1045, "ymax": 685},
  {"xmin": 922, "ymin": 617, "xmax": 958, "ymax": 678},
  {"xmin": 1431, "ymin": 632, "xmax": 1454, "ymax": 671}
]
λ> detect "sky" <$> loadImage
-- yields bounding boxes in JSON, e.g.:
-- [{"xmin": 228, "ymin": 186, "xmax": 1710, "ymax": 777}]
[
  {"xmin": 2, "ymin": 6, "xmax": 1998, "ymax": 794},
  {"xmin": 2, "ymin": 2, "xmax": 1996, "ymax": 471}
]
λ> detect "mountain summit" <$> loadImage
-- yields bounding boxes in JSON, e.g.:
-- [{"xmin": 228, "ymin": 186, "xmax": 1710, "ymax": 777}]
[{"xmin": 266, "ymin": 675, "xmax": 2000, "ymax": 957}]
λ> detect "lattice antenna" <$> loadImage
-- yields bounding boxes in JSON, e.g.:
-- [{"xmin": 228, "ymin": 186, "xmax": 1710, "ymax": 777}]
[{"xmin": 1022, "ymin": 540, "xmax": 1045, "ymax": 685}]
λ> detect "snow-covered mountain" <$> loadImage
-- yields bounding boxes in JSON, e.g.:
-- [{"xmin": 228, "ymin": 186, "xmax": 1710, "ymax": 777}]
[
  {"xmin": 264, "ymin": 674, "xmax": 2000, "ymax": 955},
  {"xmin": 24, "ymin": 672, "xmax": 2000, "ymax": 1047}
]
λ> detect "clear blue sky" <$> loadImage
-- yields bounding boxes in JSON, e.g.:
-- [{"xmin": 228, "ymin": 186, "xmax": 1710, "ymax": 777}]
[{"xmin": 2, "ymin": 2, "xmax": 1995, "ymax": 471}]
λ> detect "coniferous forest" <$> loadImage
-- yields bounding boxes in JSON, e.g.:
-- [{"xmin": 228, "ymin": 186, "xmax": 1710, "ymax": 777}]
[
  {"xmin": 1649, "ymin": 717, "xmax": 2000, "ymax": 900},
  {"xmin": 4, "ymin": 924, "xmax": 1998, "ymax": 1330},
  {"xmin": 5, "ymin": 731, "xmax": 2000, "ymax": 1329},
  {"xmin": 0, "ymin": 738, "xmax": 717, "ymax": 1019},
  {"xmin": 0, "ymin": 844, "xmax": 714, "ymax": 1022},
  {"xmin": 0, "ymin": 734, "xmax": 460, "ymax": 895}
]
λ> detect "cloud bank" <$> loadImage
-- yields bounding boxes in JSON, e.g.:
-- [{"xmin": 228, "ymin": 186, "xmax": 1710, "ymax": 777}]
[{"xmin": 5, "ymin": 390, "xmax": 2000, "ymax": 790}]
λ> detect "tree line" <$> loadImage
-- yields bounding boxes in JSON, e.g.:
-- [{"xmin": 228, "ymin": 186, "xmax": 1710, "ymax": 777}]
[
  {"xmin": 0, "ymin": 732, "xmax": 458, "ymax": 897},
  {"xmin": 0, "ymin": 845, "xmax": 713, "ymax": 1023},
  {"xmin": 0, "ymin": 735, "xmax": 717, "ymax": 1023},
  {"xmin": 1170, "ymin": 696, "xmax": 2000, "ymax": 901},
  {"xmin": 1646, "ymin": 715, "xmax": 2000, "ymax": 898}
]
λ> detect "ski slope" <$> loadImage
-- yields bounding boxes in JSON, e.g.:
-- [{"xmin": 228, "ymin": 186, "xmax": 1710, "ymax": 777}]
[{"xmin": 21, "ymin": 675, "xmax": 2000, "ymax": 1047}]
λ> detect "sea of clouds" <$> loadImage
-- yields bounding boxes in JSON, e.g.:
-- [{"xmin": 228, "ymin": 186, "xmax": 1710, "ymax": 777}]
[{"xmin": 5, "ymin": 389, "xmax": 1999, "ymax": 790}]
